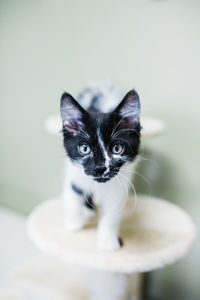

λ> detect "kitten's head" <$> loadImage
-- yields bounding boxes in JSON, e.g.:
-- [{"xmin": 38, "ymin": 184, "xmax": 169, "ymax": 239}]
[{"xmin": 60, "ymin": 90, "xmax": 141, "ymax": 182}]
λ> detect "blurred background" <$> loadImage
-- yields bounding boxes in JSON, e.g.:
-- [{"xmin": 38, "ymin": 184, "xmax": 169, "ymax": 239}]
[{"xmin": 0, "ymin": 0, "xmax": 200, "ymax": 299}]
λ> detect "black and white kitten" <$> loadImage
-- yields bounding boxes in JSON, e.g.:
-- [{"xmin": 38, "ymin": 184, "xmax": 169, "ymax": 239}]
[{"xmin": 60, "ymin": 83, "xmax": 141, "ymax": 251}]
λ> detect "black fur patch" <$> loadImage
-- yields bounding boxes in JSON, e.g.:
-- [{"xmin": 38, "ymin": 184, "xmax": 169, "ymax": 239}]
[
  {"xmin": 88, "ymin": 94, "xmax": 102, "ymax": 113},
  {"xmin": 118, "ymin": 237, "xmax": 123, "ymax": 247},
  {"xmin": 71, "ymin": 183, "xmax": 83, "ymax": 195},
  {"xmin": 84, "ymin": 194, "xmax": 95, "ymax": 210},
  {"xmin": 71, "ymin": 183, "xmax": 95, "ymax": 210}
]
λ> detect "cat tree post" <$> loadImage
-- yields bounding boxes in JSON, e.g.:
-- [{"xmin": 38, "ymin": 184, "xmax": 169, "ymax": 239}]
[{"xmin": 27, "ymin": 196, "xmax": 196, "ymax": 300}]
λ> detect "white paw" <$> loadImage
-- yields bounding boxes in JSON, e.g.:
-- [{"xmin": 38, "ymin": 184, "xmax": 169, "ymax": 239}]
[
  {"xmin": 97, "ymin": 234, "xmax": 121, "ymax": 251},
  {"xmin": 64, "ymin": 218, "xmax": 84, "ymax": 232},
  {"xmin": 82, "ymin": 206, "xmax": 96, "ymax": 220}
]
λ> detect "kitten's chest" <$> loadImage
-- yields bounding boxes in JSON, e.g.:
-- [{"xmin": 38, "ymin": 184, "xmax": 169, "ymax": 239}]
[
  {"xmin": 65, "ymin": 158, "xmax": 119, "ymax": 197},
  {"xmin": 65, "ymin": 158, "xmax": 134, "ymax": 201}
]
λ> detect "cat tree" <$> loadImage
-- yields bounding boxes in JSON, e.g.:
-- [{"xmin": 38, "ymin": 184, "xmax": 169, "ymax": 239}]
[
  {"xmin": 25, "ymin": 115, "xmax": 195, "ymax": 300},
  {"xmin": 27, "ymin": 195, "xmax": 195, "ymax": 300}
]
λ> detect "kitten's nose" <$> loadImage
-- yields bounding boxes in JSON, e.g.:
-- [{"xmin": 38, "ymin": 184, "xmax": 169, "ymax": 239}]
[{"xmin": 94, "ymin": 165, "xmax": 106, "ymax": 176}]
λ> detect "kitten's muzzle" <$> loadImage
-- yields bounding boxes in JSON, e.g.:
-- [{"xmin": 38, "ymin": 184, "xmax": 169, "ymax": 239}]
[
  {"xmin": 94, "ymin": 176, "xmax": 110, "ymax": 183},
  {"xmin": 93, "ymin": 165, "xmax": 109, "ymax": 182},
  {"xmin": 94, "ymin": 172, "xmax": 113, "ymax": 182},
  {"xmin": 94, "ymin": 165, "xmax": 107, "ymax": 176}
]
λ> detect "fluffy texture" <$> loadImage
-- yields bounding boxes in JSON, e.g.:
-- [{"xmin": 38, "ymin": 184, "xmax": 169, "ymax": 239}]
[
  {"xmin": 27, "ymin": 196, "xmax": 196, "ymax": 273},
  {"xmin": 60, "ymin": 82, "xmax": 141, "ymax": 250}
]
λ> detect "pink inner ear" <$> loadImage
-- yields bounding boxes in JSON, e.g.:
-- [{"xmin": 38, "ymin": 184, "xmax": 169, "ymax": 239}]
[
  {"xmin": 64, "ymin": 119, "xmax": 84, "ymax": 135},
  {"xmin": 119, "ymin": 116, "xmax": 139, "ymax": 128}
]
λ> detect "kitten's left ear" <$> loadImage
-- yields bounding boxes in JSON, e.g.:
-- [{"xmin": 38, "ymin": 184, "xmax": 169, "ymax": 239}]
[
  {"xmin": 60, "ymin": 92, "xmax": 88, "ymax": 135},
  {"xmin": 115, "ymin": 89, "xmax": 140, "ymax": 126}
]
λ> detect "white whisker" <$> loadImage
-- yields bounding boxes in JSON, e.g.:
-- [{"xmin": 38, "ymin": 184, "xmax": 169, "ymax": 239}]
[
  {"xmin": 112, "ymin": 175, "xmax": 124, "ymax": 213},
  {"xmin": 106, "ymin": 175, "xmax": 128, "ymax": 216},
  {"xmin": 118, "ymin": 172, "xmax": 138, "ymax": 214},
  {"xmin": 138, "ymin": 155, "xmax": 158, "ymax": 169},
  {"xmin": 110, "ymin": 111, "xmax": 139, "ymax": 140},
  {"xmin": 122, "ymin": 167, "xmax": 152, "ymax": 194},
  {"xmin": 112, "ymin": 128, "xmax": 140, "ymax": 140},
  {"xmin": 83, "ymin": 191, "xmax": 95, "ymax": 210}
]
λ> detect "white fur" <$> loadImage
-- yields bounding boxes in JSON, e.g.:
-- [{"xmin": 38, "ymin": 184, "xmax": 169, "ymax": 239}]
[
  {"xmin": 62, "ymin": 157, "xmax": 135, "ymax": 251},
  {"xmin": 97, "ymin": 126, "xmax": 110, "ymax": 171},
  {"xmin": 77, "ymin": 81, "xmax": 122, "ymax": 113}
]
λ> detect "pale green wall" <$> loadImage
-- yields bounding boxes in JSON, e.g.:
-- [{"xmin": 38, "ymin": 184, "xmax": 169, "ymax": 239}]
[{"xmin": 1, "ymin": 0, "xmax": 200, "ymax": 299}]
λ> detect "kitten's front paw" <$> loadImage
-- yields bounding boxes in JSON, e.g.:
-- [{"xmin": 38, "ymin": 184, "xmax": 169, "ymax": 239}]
[
  {"xmin": 97, "ymin": 234, "xmax": 121, "ymax": 251},
  {"xmin": 82, "ymin": 206, "xmax": 96, "ymax": 220},
  {"xmin": 64, "ymin": 218, "xmax": 84, "ymax": 232}
]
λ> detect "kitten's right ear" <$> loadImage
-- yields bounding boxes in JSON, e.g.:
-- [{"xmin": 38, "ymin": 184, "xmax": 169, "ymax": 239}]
[
  {"xmin": 114, "ymin": 89, "xmax": 140, "ymax": 127},
  {"xmin": 60, "ymin": 92, "xmax": 88, "ymax": 135}
]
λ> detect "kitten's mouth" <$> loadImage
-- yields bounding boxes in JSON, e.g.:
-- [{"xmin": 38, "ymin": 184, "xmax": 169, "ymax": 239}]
[
  {"xmin": 93, "ymin": 171, "xmax": 118, "ymax": 182},
  {"xmin": 94, "ymin": 176, "xmax": 110, "ymax": 183}
]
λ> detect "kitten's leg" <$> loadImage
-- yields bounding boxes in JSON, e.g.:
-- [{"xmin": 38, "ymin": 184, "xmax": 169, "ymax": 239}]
[
  {"xmin": 63, "ymin": 182, "xmax": 86, "ymax": 232},
  {"xmin": 82, "ymin": 193, "xmax": 96, "ymax": 220},
  {"xmin": 63, "ymin": 182, "xmax": 95, "ymax": 231},
  {"xmin": 97, "ymin": 186, "xmax": 126, "ymax": 251}
]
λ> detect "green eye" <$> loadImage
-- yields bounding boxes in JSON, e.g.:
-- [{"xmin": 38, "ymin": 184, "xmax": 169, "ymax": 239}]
[
  {"xmin": 112, "ymin": 144, "xmax": 124, "ymax": 155},
  {"xmin": 78, "ymin": 144, "xmax": 91, "ymax": 155}
]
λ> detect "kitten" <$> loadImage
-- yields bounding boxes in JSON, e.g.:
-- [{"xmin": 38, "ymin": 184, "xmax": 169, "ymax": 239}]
[{"xmin": 60, "ymin": 83, "xmax": 141, "ymax": 251}]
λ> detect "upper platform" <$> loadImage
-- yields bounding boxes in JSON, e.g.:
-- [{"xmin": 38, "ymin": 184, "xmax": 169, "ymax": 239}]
[{"xmin": 27, "ymin": 195, "xmax": 195, "ymax": 274}]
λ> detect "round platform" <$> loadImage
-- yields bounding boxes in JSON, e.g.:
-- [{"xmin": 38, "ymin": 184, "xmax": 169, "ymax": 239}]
[
  {"xmin": 45, "ymin": 115, "xmax": 165, "ymax": 137},
  {"xmin": 27, "ymin": 196, "xmax": 196, "ymax": 274}
]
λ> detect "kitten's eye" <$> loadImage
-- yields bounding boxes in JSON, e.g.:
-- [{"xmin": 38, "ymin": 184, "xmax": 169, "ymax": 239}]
[
  {"xmin": 112, "ymin": 144, "xmax": 124, "ymax": 155},
  {"xmin": 78, "ymin": 144, "xmax": 91, "ymax": 155}
]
